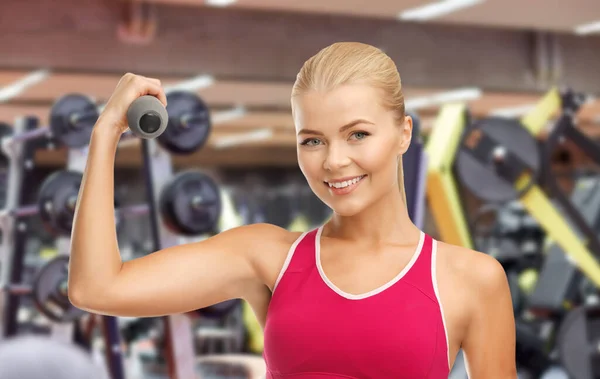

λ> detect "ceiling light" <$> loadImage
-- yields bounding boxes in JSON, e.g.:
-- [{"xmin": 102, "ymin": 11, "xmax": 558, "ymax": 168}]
[
  {"xmin": 205, "ymin": 0, "xmax": 237, "ymax": 7},
  {"xmin": 405, "ymin": 87, "xmax": 482, "ymax": 110},
  {"xmin": 0, "ymin": 69, "xmax": 50, "ymax": 103},
  {"xmin": 212, "ymin": 106, "xmax": 247, "ymax": 124},
  {"xmin": 574, "ymin": 20, "xmax": 600, "ymax": 35},
  {"xmin": 489, "ymin": 104, "xmax": 537, "ymax": 118},
  {"xmin": 213, "ymin": 128, "xmax": 273, "ymax": 149},
  {"xmin": 163, "ymin": 74, "xmax": 215, "ymax": 93},
  {"xmin": 399, "ymin": 0, "xmax": 485, "ymax": 21}
]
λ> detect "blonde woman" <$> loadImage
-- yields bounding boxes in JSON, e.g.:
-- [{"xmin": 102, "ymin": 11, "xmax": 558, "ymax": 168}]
[{"xmin": 69, "ymin": 42, "xmax": 517, "ymax": 378}]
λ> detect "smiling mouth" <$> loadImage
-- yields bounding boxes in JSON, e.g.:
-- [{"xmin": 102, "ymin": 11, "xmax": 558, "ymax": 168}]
[{"xmin": 323, "ymin": 175, "xmax": 367, "ymax": 194}]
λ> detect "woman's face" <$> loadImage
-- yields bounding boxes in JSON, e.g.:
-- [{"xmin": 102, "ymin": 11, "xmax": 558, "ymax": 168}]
[{"xmin": 293, "ymin": 84, "xmax": 412, "ymax": 217}]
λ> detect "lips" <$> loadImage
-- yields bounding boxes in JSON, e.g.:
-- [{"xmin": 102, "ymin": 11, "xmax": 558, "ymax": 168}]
[
  {"xmin": 324, "ymin": 175, "xmax": 366, "ymax": 189},
  {"xmin": 323, "ymin": 175, "xmax": 367, "ymax": 195}
]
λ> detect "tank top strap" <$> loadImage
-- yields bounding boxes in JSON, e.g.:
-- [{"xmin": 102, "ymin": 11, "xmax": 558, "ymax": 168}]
[
  {"xmin": 271, "ymin": 228, "xmax": 318, "ymax": 294},
  {"xmin": 402, "ymin": 233, "xmax": 438, "ymax": 300}
]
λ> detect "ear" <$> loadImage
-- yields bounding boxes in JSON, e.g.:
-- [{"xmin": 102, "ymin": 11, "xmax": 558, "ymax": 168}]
[{"xmin": 397, "ymin": 115, "xmax": 413, "ymax": 155}]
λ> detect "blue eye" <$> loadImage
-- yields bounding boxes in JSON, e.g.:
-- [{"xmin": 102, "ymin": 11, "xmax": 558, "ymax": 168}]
[
  {"xmin": 300, "ymin": 138, "xmax": 321, "ymax": 146},
  {"xmin": 351, "ymin": 131, "xmax": 370, "ymax": 140}
]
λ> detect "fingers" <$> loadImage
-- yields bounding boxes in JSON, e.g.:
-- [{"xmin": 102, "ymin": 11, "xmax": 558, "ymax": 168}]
[
  {"xmin": 137, "ymin": 76, "xmax": 168, "ymax": 107},
  {"xmin": 122, "ymin": 73, "xmax": 168, "ymax": 107}
]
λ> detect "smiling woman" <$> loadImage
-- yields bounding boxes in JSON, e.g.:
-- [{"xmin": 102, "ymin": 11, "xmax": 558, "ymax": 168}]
[{"xmin": 68, "ymin": 41, "xmax": 516, "ymax": 379}]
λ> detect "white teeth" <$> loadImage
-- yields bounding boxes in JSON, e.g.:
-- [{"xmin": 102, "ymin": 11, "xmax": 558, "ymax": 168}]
[{"xmin": 327, "ymin": 175, "xmax": 364, "ymax": 189}]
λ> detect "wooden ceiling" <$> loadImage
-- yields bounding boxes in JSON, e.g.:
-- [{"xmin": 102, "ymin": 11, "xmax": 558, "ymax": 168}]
[{"xmin": 1, "ymin": 69, "xmax": 599, "ymax": 168}]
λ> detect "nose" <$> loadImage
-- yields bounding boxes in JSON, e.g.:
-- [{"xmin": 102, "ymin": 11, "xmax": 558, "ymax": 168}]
[{"xmin": 323, "ymin": 143, "xmax": 351, "ymax": 171}]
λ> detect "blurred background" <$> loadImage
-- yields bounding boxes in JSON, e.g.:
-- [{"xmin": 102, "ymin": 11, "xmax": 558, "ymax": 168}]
[{"xmin": 1, "ymin": 0, "xmax": 600, "ymax": 378}]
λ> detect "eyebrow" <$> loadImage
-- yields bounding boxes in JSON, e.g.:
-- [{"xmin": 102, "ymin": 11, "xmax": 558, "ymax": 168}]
[{"xmin": 297, "ymin": 119, "xmax": 375, "ymax": 136}]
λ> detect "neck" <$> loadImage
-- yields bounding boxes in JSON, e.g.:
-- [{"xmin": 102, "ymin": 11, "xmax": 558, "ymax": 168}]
[{"xmin": 323, "ymin": 189, "xmax": 421, "ymax": 246}]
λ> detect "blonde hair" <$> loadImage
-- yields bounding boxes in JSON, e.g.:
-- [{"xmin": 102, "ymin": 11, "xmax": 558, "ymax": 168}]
[{"xmin": 291, "ymin": 42, "xmax": 407, "ymax": 202}]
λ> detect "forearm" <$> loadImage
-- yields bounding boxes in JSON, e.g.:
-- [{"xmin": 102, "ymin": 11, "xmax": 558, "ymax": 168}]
[{"xmin": 68, "ymin": 121, "xmax": 123, "ymax": 303}]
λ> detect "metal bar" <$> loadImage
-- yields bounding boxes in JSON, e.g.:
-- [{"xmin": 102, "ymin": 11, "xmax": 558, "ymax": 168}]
[
  {"xmin": 117, "ymin": 204, "xmax": 149, "ymax": 218},
  {"xmin": 7, "ymin": 127, "xmax": 49, "ymax": 145}
]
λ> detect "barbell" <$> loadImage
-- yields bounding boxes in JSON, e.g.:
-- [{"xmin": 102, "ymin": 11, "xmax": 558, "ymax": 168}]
[
  {"xmin": 0, "ymin": 90, "xmax": 211, "ymax": 156},
  {"xmin": 1, "ymin": 255, "xmax": 84, "ymax": 323},
  {"xmin": 1, "ymin": 168, "xmax": 222, "ymax": 238}
]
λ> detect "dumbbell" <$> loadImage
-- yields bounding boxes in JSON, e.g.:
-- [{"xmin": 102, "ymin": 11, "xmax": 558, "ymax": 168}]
[
  {"xmin": 0, "ymin": 255, "xmax": 84, "ymax": 323},
  {"xmin": 0, "ymin": 170, "xmax": 116, "ymax": 237},
  {"xmin": 0, "ymin": 89, "xmax": 211, "ymax": 158},
  {"xmin": 127, "ymin": 91, "xmax": 212, "ymax": 154},
  {"xmin": 0, "ymin": 167, "xmax": 221, "ymax": 238},
  {"xmin": 0, "ymin": 94, "xmax": 98, "ymax": 155}
]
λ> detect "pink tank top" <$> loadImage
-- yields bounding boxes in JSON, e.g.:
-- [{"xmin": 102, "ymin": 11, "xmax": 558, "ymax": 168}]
[{"xmin": 263, "ymin": 226, "xmax": 450, "ymax": 379}]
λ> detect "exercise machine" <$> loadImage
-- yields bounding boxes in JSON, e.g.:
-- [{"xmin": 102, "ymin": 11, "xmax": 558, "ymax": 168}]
[
  {"xmin": 425, "ymin": 103, "xmax": 473, "ymax": 249},
  {"xmin": 454, "ymin": 87, "xmax": 600, "ymax": 378},
  {"xmin": 404, "ymin": 113, "xmax": 428, "ymax": 229}
]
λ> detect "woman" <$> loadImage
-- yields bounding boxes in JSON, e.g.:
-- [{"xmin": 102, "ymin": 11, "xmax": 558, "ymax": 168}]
[{"xmin": 69, "ymin": 42, "xmax": 517, "ymax": 378}]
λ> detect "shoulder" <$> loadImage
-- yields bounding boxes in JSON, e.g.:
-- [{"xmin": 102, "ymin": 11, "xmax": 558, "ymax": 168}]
[
  {"xmin": 436, "ymin": 240, "xmax": 509, "ymax": 303},
  {"xmin": 436, "ymin": 242, "xmax": 517, "ymax": 376},
  {"xmin": 230, "ymin": 222, "xmax": 304, "ymax": 249},
  {"xmin": 228, "ymin": 223, "xmax": 306, "ymax": 290}
]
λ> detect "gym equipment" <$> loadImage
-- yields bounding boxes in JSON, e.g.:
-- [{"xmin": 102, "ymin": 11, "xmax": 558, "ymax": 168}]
[
  {"xmin": 118, "ymin": 169, "xmax": 221, "ymax": 236},
  {"xmin": 0, "ymin": 94, "xmax": 96, "ymax": 151},
  {"xmin": 457, "ymin": 88, "xmax": 600, "ymax": 288},
  {"xmin": 1, "ymin": 116, "xmax": 47, "ymax": 339},
  {"xmin": 101, "ymin": 90, "xmax": 211, "ymax": 154},
  {"xmin": 199, "ymin": 300, "xmax": 241, "ymax": 319},
  {"xmin": 403, "ymin": 112, "xmax": 428, "ymax": 229},
  {"xmin": 0, "ymin": 115, "xmax": 127, "ymax": 379},
  {"xmin": 126, "ymin": 95, "xmax": 169, "ymax": 139},
  {"xmin": 0, "ymin": 170, "xmax": 117, "ymax": 238},
  {"xmin": 38, "ymin": 170, "xmax": 87, "ymax": 237},
  {"xmin": 425, "ymin": 104, "xmax": 473, "ymax": 248},
  {"xmin": 0, "ymin": 167, "xmax": 221, "ymax": 238},
  {"xmin": 155, "ymin": 91, "xmax": 212, "ymax": 154},
  {"xmin": 159, "ymin": 169, "xmax": 222, "ymax": 236},
  {"xmin": 556, "ymin": 305, "xmax": 600, "ymax": 379},
  {"xmin": 471, "ymin": 201, "xmax": 545, "ymax": 314},
  {"xmin": 133, "ymin": 98, "xmax": 229, "ymax": 378},
  {"xmin": 0, "ymin": 256, "xmax": 84, "ymax": 323},
  {"xmin": 527, "ymin": 175, "xmax": 600, "ymax": 315},
  {"xmin": 0, "ymin": 170, "xmax": 86, "ymax": 237},
  {"xmin": 32, "ymin": 256, "xmax": 83, "ymax": 323},
  {"xmin": 0, "ymin": 122, "xmax": 14, "ymax": 165},
  {"xmin": 456, "ymin": 117, "xmax": 539, "ymax": 203}
]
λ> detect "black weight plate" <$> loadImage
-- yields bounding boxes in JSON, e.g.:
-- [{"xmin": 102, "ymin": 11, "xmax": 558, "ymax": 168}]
[
  {"xmin": 456, "ymin": 117, "xmax": 540, "ymax": 203},
  {"xmin": 557, "ymin": 305, "xmax": 600, "ymax": 379},
  {"xmin": 38, "ymin": 170, "xmax": 83, "ymax": 237},
  {"xmin": 157, "ymin": 91, "xmax": 211, "ymax": 155},
  {"xmin": 159, "ymin": 170, "xmax": 221, "ymax": 236},
  {"xmin": 32, "ymin": 255, "xmax": 85, "ymax": 323},
  {"xmin": 49, "ymin": 94, "xmax": 97, "ymax": 148},
  {"xmin": 198, "ymin": 299, "xmax": 240, "ymax": 319}
]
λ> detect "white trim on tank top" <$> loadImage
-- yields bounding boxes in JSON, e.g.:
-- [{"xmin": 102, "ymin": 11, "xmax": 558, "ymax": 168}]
[
  {"xmin": 315, "ymin": 225, "xmax": 425, "ymax": 300},
  {"xmin": 431, "ymin": 239, "xmax": 451, "ymax": 370},
  {"xmin": 272, "ymin": 231, "xmax": 309, "ymax": 293}
]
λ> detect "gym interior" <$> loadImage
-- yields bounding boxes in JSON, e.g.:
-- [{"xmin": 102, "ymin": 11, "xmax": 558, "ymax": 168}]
[{"xmin": 1, "ymin": 0, "xmax": 600, "ymax": 378}]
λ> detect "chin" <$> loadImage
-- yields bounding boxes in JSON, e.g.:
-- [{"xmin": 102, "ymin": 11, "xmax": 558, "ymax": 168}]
[{"xmin": 324, "ymin": 197, "xmax": 369, "ymax": 217}]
